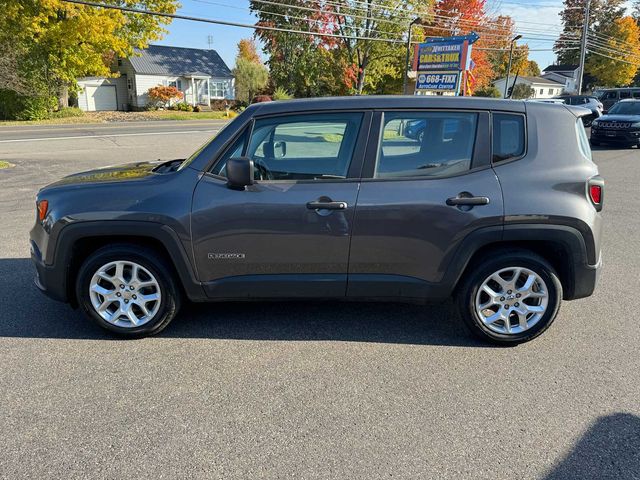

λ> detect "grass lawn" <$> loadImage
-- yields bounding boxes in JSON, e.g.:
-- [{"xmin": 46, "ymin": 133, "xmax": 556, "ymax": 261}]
[{"xmin": 0, "ymin": 110, "xmax": 234, "ymax": 126}]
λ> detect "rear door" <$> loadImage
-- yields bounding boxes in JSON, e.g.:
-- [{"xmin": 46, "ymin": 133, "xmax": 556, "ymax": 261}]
[
  {"xmin": 347, "ymin": 109, "xmax": 504, "ymax": 299},
  {"xmin": 191, "ymin": 111, "xmax": 371, "ymax": 299}
]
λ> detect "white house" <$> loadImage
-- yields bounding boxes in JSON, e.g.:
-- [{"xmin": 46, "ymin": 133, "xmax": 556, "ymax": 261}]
[
  {"xmin": 493, "ymin": 75, "xmax": 566, "ymax": 99},
  {"xmin": 76, "ymin": 45, "xmax": 235, "ymax": 111},
  {"xmin": 541, "ymin": 64, "xmax": 579, "ymax": 94}
]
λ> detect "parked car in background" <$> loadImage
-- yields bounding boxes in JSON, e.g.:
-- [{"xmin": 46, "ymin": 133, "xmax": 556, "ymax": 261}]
[
  {"xmin": 590, "ymin": 99, "xmax": 640, "ymax": 148},
  {"xmin": 594, "ymin": 88, "xmax": 640, "ymax": 112},
  {"xmin": 554, "ymin": 95, "xmax": 603, "ymax": 126},
  {"xmin": 31, "ymin": 96, "xmax": 603, "ymax": 345}
]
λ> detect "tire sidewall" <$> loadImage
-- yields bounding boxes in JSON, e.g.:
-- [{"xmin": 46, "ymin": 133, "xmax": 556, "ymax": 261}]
[
  {"xmin": 460, "ymin": 254, "xmax": 562, "ymax": 345},
  {"xmin": 76, "ymin": 246, "xmax": 179, "ymax": 337}
]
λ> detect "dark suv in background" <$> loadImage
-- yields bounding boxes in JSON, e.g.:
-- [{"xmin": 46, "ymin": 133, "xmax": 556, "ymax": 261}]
[
  {"xmin": 30, "ymin": 97, "xmax": 604, "ymax": 344},
  {"xmin": 590, "ymin": 99, "xmax": 640, "ymax": 148}
]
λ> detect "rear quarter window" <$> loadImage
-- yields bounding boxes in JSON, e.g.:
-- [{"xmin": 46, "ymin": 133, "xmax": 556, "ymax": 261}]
[{"xmin": 492, "ymin": 113, "xmax": 525, "ymax": 163}]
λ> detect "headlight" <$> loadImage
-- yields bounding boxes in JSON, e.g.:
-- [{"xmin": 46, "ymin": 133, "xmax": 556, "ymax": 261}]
[
  {"xmin": 631, "ymin": 122, "xmax": 640, "ymax": 128},
  {"xmin": 591, "ymin": 120, "xmax": 599, "ymax": 127}
]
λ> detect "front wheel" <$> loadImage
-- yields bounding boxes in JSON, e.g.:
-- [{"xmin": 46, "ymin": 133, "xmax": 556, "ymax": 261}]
[
  {"xmin": 456, "ymin": 250, "xmax": 562, "ymax": 345},
  {"xmin": 76, "ymin": 244, "xmax": 181, "ymax": 337}
]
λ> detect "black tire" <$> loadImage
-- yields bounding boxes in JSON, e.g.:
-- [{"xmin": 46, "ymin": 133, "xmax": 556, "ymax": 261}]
[
  {"xmin": 456, "ymin": 249, "xmax": 562, "ymax": 345},
  {"xmin": 76, "ymin": 244, "xmax": 181, "ymax": 338}
]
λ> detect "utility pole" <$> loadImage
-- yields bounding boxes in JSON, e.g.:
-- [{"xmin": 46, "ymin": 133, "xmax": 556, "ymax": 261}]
[
  {"xmin": 403, "ymin": 18, "xmax": 421, "ymax": 95},
  {"xmin": 504, "ymin": 35, "xmax": 522, "ymax": 99},
  {"xmin": 207, "ymin": 34, "xmax": 214, "ymax": 49},
  {"xmin": 577, "ymin": 0, "xmax": 591, "ymax": 94}
]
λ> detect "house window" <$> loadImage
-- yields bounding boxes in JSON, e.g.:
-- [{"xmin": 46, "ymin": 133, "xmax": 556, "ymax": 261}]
[
  {"xmin": 117, "ymin": 59, "xmax": 122, "ymax": 66},
  {"xmin": 211, "ymin": 81, "xmax": 226, "ymax": 98},
  {"xmin": 127, "ymin": 79, "xmax": 132, "ymax": 90},
  {"xmin": 548, "ymin": 88, "xmax": 554, "ymax": 95},
  {"xmin": 540, "ymin": 88, "xmax": 544, "ymax": 94}
]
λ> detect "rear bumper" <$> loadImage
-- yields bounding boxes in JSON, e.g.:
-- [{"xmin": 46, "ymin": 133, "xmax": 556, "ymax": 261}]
[{"xmin": 568, "ymin": 254, "xmax": 602, "ymax": 300}]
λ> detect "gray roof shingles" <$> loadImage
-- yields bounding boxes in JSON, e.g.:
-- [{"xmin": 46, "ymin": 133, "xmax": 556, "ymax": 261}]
[{"xmin": 128, "ymin": 45, "xmax": 233, "ymax": 78}]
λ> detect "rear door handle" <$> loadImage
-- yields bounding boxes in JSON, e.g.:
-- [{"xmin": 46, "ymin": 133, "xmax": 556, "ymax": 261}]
[
  {"xmin": 446, "ymin": 195, "xmax": 490, "ymax": 206},
  {"xmin": 306, "ymin": 201, "xmax": 348, "ymax": 210}
]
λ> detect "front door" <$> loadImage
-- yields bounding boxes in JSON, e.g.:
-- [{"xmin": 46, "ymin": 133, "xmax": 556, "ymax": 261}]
[
  {"xmin": 191, "ymin": 111, "xmax": 370, "ymax": 298},
  {"xmin": 347, "ymin": 110, "xmax": 504, "ymax": 299}
]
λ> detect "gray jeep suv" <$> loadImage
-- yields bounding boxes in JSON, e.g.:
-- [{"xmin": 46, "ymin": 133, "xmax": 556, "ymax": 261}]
[{"xmin": 30, "ymin": 96, "xmax": 603, "ymax": 344}]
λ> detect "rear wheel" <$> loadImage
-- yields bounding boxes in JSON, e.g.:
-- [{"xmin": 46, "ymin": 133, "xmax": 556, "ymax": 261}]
[
  {"xmin": 456, "ymin": 250, "xmax": 562, "ymax": 345},
  {"xmin": 76, "ymin": 244, "xmax": 181, "ymax": 337}
]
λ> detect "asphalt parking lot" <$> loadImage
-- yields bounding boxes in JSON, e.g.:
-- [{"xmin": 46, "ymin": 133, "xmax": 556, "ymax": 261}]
[{"xmin": 0, "ymin": 122, "xmax": 638, "ymax": 479}]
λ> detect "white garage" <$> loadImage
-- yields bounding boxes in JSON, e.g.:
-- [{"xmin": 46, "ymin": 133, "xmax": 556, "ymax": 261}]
[{"xmin": 76, "ymin": 77, "xmax": 127, "ymax": 112}]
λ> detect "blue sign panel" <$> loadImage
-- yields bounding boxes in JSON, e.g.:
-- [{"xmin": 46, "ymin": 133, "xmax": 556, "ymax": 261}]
[
  {"xmin": 414, "ymin": 33, "xmax": 478, "ymax": 72},
  {"xmin": 416, "ymin": 72, "xmax": 460, "ymax": 91}
]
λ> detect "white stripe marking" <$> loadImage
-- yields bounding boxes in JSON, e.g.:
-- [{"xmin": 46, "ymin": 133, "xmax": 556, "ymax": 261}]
[{"xmin": 0, "ymin": 129, "xmax": 219, "ymax": 143}]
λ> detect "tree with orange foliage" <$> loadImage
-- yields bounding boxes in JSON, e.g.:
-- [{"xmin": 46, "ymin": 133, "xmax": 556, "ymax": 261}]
[{"xmin": 147, "ymin": 85, "xmax": 183, "ymax": 108}]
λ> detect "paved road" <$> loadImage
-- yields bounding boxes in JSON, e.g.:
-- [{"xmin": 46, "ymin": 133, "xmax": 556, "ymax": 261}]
[
  {"xmin": 0, "ymin": 119, "xmax": 227, "ymax": 142},
  {"xmin": 0, "ymin": 124, "xmax": 638, "ymax": 479}
]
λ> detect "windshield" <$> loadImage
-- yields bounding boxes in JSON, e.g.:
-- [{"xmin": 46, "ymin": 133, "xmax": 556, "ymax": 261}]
[{"xmin": 608, "ymin": 102, "xmax": 640, "ymax": 115}]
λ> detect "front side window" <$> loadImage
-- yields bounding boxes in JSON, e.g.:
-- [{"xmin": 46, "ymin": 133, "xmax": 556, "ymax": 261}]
[
  {"xmin": 214, "ymin": 113, "xmax": 363, "ymax": 181},
  {"xmin": 375, "ymin": 112, "xmax": 478, "ymax": 179},
  {"xmin": 620, "ymin": 91, "xmax": 632, "ymax": 99},
  {"xmin": 492, "ymin": 113, "xmax": 525, "ymax": 163}
]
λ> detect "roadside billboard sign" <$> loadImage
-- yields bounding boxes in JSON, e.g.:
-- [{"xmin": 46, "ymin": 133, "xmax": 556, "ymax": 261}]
[
  {"xmin": 413, "ymin": 33, "xmax": 479, "ymax": 94},
  {"xmin": 416, "ymin": 72, "xmax": 460, "ymax": 91}
]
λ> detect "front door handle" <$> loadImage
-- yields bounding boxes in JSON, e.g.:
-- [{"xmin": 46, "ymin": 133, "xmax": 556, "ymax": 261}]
[
  {"xmin": 446, "ymin": 194, "xmax": 490, "ymax": 206},
  {"xmin": 306, "ymin": 200, "xmax": 348, "ymax": 210}
]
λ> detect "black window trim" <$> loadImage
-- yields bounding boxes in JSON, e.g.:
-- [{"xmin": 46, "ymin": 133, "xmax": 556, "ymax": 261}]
[
  {"xmin": 490, "ymin": 111, "xmax": 528, "ymax": 166},
  {"xmin": 360, "ymin": 108, "xmax": 491, "ymax": 182},
  {"xmin": 206, "ymin": 109, "xmax": 372, "ymax": 184}
]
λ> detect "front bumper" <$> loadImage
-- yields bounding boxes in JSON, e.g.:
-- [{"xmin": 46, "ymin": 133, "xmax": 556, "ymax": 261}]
[
  {"xmin": 32, "ymin": 253, "xmax": 69, "ymax": 303},
  {"xmin": 591, "ymin": 128, "xmax": 640, "ymax": 144}
]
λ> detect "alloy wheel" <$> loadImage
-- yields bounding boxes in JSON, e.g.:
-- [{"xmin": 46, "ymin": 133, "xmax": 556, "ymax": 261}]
[
  {"xmin": 474, "ymin": 267, "xmax": 549, "ymax": 335},
  {"xmin": 88, "ymin": 260, "xmax": 162, "ymax": 328}
]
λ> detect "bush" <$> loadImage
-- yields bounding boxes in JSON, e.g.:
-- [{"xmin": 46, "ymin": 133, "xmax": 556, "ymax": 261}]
[
  {"xmin": 252, "ymin": 95, "xmax": 272, "ymax": 103},
  {"xmin": 50, "ymin": 107, "xmax": 84, "ymax": 118},
  {"xmin": 0, "ymin": 90, "xmax": 57, "ymax": 120},
  {"xmin": 193, "ymin": 105, "xmax": 201, "ymax": 112},
  {"xmin": 272, "ymin": 87, "xmax": 293, "ymax": 100},
  {"xmin": 473, "ymin": 86, "xmax": 502, "ymax": 98},
  {"xmin": 147, "ymin": 85, "xmax": 184, "ymax": 108}
]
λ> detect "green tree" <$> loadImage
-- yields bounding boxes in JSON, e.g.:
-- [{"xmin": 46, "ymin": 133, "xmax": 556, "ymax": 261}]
[
  {"xmin": 511, "ymin": 83, "xmax": 535, "ymax": 99},
  {"xmin": 473, "ymin": 86, "xmax": 501, "ymax": 98},
  {"xmin": 233, "ymin": 57, "xmax": 269, "ymax": 103}
]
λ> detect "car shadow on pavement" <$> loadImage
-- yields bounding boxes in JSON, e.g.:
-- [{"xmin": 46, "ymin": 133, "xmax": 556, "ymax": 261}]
[
  {"xmin": 543, "ymin": 413, "xmax": 640, "ymax": 480},
  {"xmin": 1, "ymin": 258, "xmax": 487, "ymax": 347}
]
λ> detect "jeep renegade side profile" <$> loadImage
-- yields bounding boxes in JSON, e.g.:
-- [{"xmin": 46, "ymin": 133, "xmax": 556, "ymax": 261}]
[{"xmin": 30, "ymin": 97, "xmax": 603, "ymax": 344}]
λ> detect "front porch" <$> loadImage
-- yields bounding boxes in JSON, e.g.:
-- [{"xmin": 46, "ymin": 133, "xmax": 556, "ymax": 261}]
[{"xmin": 182, "ymin": 73, "xmax": 234, "ymax": 106}]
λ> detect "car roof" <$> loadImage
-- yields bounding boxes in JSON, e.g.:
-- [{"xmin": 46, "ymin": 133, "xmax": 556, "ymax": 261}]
[{"xmin": 246, "ymin": 95, "xmax": 528, "ymax": 115}]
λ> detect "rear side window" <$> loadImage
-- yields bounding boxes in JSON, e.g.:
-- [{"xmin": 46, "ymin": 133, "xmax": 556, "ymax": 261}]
[
  {"xmin": 375, "ymin": 111, "xmax": 478, "ymax": 179},
  {"xmin": 492, "ymin": 113, "xmax": 525, "ymax": 163},
  {"xmin": 575, "ymin": 119, "xmax": 592, "ymax": 161},
  {"xmin": 620, "ymin": 91, "xmax": 632, "ymax": 99}
]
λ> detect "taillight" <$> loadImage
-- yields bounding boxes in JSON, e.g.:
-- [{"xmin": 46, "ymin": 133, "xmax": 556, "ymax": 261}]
[
  {"xmin": 37, "ymin": 199, "xmax": 48, "ymax": 221},
  {"xmin": 587, "ymin": 177, "xmax": 604, "ymax": 212}
]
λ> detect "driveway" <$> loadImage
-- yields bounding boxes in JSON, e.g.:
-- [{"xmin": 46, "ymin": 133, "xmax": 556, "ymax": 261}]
[{"xmin": 0, "ymin": 124, "xmax": 638, "ymax": 479}]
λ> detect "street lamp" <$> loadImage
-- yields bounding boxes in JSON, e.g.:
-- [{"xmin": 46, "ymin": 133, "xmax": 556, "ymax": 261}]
[
  {"xmin": 403, "ymin": 17, "xmax": 422, "ymax": 95},
  {"xmin": 504, "ymin": 34, "xmax": 522, "ymax": 99}
]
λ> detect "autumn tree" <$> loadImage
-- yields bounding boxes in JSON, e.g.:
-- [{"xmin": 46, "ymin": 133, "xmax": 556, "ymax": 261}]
[
  {"xmin": 511, "ymin": 83, "xmax": 535, "ymax": 99},
  {"xmin": 585, "ymin": 16, "xmax": 640, "ymax": 86},
  {"xmin": 233, "ymin": 39, "xmax": 269, "ymax": 103},
  {"xmin": 554, "ymin": 0, "xmax": 626, "ymax": 65},
  {"xmin": 0, "ymin": 0, "xmax": 178, "ymax": 118}
]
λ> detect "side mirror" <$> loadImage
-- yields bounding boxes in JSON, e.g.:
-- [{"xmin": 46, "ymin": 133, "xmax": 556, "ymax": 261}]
[
  {"xmin": 274, "ymin": 140, "xmax": 287, "ymax": 158},
  {"xmin": 226, "ymin": 157, "xmax": 254, "ymax": 189}
]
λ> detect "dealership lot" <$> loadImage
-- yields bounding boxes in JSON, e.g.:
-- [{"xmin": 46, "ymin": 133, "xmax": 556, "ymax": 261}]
[{"xmin": 0, "ymin": 123, "xmax": 638, "ymax": 479}]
